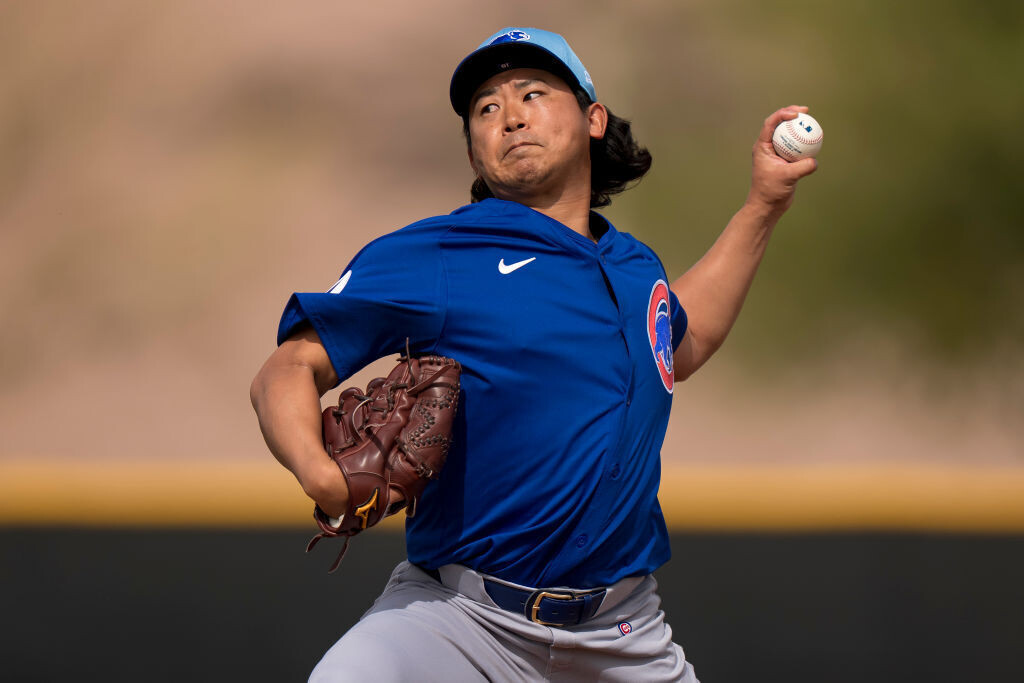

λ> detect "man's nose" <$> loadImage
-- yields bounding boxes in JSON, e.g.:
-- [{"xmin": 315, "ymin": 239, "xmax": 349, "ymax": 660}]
[{"xmin": 503, "ymin": 104, "xmax": 527, "ymax": 133}]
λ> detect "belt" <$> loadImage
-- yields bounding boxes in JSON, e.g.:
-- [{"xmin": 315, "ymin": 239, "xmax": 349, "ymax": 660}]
[
  {"xmin": 482, "ymin": 579, "xmax": 607, "ymax": 627},
  {"xmin": 415, "ymin": 564, "xmax": 606, "ymax": 627}
]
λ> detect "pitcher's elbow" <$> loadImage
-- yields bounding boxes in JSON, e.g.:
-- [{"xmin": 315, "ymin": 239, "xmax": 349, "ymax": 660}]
[{"xmin": 249, "ymin": 372, "xmax": 266, "ymax": 412}]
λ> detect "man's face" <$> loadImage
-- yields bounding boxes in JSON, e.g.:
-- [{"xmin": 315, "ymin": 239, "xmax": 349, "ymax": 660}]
[{"xmin": 466, "ymin": 68, "xmax": 606, "ymax": 203}]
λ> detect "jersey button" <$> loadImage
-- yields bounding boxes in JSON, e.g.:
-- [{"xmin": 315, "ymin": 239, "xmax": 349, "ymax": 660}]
[
  {"xmin": 575, "ymin": 534, "xmax": 588, "ymax": 548},
  {"xmin": 610, "ymin": 464, "xmax": 621, "ymax": 480}
]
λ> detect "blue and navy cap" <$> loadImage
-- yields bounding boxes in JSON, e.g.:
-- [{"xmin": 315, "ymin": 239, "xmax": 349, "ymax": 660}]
[{"xmin": 450, "ymin": 28, "xmax": 596, "ymax": 117}]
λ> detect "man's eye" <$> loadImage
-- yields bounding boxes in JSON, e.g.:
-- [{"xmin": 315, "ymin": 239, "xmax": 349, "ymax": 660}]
[
  {"xmin": 524, "ymin": 91, "xmax": 543, "ymax": 101},
  {"xmin": 480, "ymin": 103, "xmax": 498, "ymax": 114}
]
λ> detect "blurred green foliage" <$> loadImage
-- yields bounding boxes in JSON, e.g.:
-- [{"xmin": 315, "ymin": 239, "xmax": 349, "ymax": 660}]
[{"xmin": 604, "ymin": 0, "xmax": 1023, "ymax": 370}]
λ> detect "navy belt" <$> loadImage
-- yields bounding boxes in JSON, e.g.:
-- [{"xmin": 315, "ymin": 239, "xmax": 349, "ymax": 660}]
[
  {"xmin": 414, "ymin": 565, "xmax": 607, "ymax": 627},
  {"xmin": 482, "ymin": 579, "xmax": 607, "ymax": 627}
]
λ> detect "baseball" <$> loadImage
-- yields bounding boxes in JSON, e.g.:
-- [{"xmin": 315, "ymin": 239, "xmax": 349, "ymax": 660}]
[{"xmin": 772, "ymin": 113, "xmax": 823, "ymax": 161}]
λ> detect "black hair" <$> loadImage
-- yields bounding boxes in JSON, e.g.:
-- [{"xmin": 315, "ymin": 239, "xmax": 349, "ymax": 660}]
[{"xmin": 461, "ymin": 88, "xmax": 652, "ymax": 208}]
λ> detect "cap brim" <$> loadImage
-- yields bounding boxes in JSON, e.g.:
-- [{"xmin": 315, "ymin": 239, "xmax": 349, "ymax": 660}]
[{"xmin": 450, "ymin": 43, "xmax": 585, "ymax": 117}]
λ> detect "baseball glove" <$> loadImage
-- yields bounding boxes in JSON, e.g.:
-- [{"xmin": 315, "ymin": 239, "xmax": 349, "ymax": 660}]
[{"xmin": 306, "ymin": 346, "xmax": 461, "ymax": 572}]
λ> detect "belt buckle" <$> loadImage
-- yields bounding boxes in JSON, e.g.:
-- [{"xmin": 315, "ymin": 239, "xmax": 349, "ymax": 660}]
[{"xmin": 528, "ymin": 590, "xmax": 575, "ymax": 626}]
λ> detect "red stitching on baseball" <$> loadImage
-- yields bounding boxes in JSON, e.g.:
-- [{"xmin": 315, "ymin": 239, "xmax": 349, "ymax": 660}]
[
  {"xmin": 774, "ymin": 143, "xmax": 800, "ymax": 161},
  {"xmin": 784, "ymin": 119, "xmax": 822, "ymax": 145}
]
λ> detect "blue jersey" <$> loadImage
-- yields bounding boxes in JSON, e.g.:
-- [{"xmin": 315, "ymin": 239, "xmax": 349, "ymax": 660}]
[{"xmin": 278, "ymin": 199, "xmax": 687, "ymax": 588}]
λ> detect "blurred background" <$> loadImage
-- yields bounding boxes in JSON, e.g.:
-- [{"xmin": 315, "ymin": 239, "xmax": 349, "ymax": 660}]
[{"xmin": 1, "ymin": 1, "xmax": 1021, "ymax": 681}]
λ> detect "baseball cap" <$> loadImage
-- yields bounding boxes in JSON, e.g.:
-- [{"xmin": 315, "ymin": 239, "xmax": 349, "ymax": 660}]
[{"xmin": 450, "ymin": 27, "xmax": 597, "ymax": 117}]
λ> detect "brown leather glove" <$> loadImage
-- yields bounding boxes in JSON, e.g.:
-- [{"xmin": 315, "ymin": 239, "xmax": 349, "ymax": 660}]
[{"xmin": 306, "ymin": 348, "xmax": 461, "ymax": 572}]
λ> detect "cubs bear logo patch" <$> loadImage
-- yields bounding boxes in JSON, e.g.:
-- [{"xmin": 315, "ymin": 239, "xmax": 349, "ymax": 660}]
[
  {"xmin": 618, "ymin": 621, "xmax": 632, "ymax": 636},
  {"xmin": 489, "ymin": 30, "xmax": 530, "ymax": 45},
  {"xmin": 646, "ymin": 279, "xmax": 674, "ymax": 393}
]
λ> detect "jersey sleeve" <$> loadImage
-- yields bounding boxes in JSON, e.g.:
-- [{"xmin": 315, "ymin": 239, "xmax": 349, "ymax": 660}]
[
  {"xmin": 276, "ymin": 227, "xmax": 447, "ymax": 383},
  {"xmin": 669, "ymin": 288, "xmax": 688, "ymax": 351}
]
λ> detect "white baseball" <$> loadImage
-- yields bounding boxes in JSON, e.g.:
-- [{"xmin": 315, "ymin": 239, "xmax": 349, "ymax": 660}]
[{"xmin": 772, "ymin": 113, "xmax": 823, "ymax": 161}]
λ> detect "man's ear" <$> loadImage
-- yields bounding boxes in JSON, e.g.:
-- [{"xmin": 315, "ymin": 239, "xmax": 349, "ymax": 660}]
[{"xmin": 588, "ymin": 102, "xmax": 608, "ymax": 141}]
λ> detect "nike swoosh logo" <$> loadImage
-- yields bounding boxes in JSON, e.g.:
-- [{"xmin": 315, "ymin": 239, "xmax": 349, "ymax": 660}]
[{"xmin": 498, "ymin": 257, "xmax": 536, "ymax": 275}]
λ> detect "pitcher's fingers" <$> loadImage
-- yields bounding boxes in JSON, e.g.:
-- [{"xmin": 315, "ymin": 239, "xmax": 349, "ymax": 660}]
[
  {"xmin": 782, "ymin": 156, "xmax": 818, "ymax": 179},
  {"xmin": 758, "ymin": 105, "xmax": 810, "ymax": 144}
]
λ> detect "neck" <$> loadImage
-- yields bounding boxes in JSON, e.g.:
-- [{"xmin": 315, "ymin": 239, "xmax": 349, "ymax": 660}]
[{"xmin": 500, "ymin": 183, "xmax": 595, "ymax": 241}]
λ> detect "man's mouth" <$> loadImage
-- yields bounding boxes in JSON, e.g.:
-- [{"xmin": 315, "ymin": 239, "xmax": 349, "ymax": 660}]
[{"xmin": 504, "ymin": 141, "xmax": 539, "ymax": 158}]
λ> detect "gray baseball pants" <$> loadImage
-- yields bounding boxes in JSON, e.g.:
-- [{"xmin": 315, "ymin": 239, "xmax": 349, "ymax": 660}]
[{"xmin": 309, "ymin": 561, "xmax": 699, "ymax": 682}]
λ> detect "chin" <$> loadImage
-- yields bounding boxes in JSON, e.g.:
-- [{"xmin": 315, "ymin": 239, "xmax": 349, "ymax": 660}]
[{"xmin": 503, "ymin": 165, "xmax": 553, "ymax": 192}]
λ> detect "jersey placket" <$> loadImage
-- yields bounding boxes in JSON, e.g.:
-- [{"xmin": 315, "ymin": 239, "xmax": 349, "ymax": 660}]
[{"xmin": 556, "ymin": 237, "xmax": 637, "ymax": 575}]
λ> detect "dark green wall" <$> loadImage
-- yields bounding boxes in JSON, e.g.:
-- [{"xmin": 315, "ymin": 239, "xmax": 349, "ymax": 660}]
[{"xmin": 2, "ymin": 529, "xmax": 1022, "ymax": 682}]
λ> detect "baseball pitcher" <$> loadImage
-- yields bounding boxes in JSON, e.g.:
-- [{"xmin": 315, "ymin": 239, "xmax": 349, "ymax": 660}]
[{"xmin": 251, "ymin": 26, "xmax": 817, "ymax": 682}]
